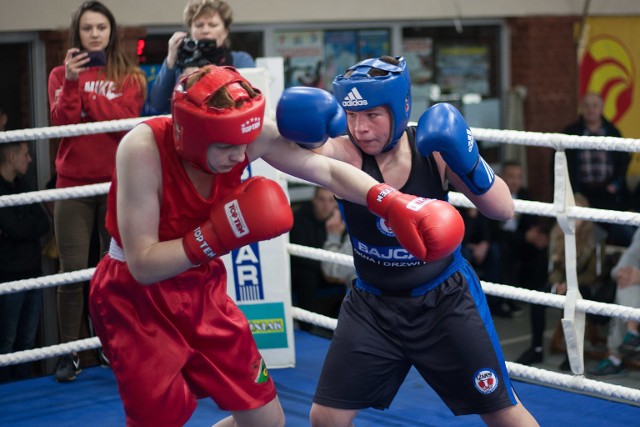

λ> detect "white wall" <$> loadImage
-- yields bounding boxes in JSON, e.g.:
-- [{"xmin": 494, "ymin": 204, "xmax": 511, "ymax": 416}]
[{"xmin": 2, "ymin": 0, "xmax": 640, "ymax": 32}]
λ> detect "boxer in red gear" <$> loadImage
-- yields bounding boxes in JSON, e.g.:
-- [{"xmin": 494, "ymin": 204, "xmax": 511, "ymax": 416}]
[{"xmin": 89, "ymin": 65, "xmax": 447, "ymax": 427}]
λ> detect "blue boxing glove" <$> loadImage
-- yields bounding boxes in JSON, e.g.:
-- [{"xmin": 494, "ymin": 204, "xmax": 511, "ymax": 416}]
[
  {"xmin": 276, "ymin": 87, "xmax": 346, "ymax": 149},
  {"xmin": 416, "ymin": 103, "xmax": 495, "ymax": 195}
]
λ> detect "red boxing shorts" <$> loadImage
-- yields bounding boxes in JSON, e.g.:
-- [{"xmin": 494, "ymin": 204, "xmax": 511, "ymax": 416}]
[{"xmin": 89, "ymin": 254, "xmax": 276, "ymax": 426}]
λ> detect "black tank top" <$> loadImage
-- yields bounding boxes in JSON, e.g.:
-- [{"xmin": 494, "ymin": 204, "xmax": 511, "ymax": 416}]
[{"xmin": 338, "ymin": 126, "xmax": 455, "ymax": 291}]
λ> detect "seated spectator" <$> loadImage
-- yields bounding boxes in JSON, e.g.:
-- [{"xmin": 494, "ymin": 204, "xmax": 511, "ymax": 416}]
[
  {"xmin": 588, "ymin": 227, "xmax": 640, "ymax": 377},
  {"xmin": 290, "ymin": 187, "xmax": 347, "ymax": 334},
  {"xmin": 459, "ymin": 207, "xmax": 501, "ymax": 285},
  {"xmin": 321, "ymin": 207, "xmax": 355, "ymax": 287},
  {"xmin": 0, "ymin": 141, "xmax": 51, "ymax": 382},
  {"xmin": 517, "ymin": 193, "xmax": 609, "ymax": 369},
  {"xmin": 490, "ymin": 160, "xmax": 547, "ymax": 318}
]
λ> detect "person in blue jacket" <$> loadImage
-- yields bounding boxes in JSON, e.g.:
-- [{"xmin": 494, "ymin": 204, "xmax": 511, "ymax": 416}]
[{"xmin": 147, "ymin": 0, "xmax": 254, "ymax": 114}]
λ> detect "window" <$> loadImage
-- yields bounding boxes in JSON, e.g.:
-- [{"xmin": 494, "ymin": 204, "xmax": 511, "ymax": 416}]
[{"xmin": 273, "ymin": 29, "xmax": 390, "ymax": 90}]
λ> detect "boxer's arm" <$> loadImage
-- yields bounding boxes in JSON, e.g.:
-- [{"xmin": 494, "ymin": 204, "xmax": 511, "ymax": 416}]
[
  {"xmin": 444, "ymin": 166, "xmax": 514, "ymax": 221},
  {"xmin": 420, "ymin": 103, "xmax": 514, "ymax": 221},
  {"xmin": 417, "ymin": 103, "xmax": 495, "ymax": 195},
  {"xmin": 116, "ymin": 124, "xmax": 194, "ymax": 284},
  {"xmin": 252, "ymin": 124, "xmax": 377, "ymax": 205},
  {"xmin": 253, "ymin": 123, "xmax": 463, "ymax": 262}
]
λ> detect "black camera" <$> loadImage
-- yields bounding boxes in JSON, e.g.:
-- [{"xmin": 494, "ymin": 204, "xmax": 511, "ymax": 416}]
[{"xmin": 176, "ymin": 37, "xmax": 224, "ymax": 68}]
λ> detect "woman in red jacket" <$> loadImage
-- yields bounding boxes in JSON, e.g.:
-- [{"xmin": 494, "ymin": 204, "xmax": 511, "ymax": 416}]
[{"xmin": 47, "ymin": 0, "xmax": 147, "ymax": 383}]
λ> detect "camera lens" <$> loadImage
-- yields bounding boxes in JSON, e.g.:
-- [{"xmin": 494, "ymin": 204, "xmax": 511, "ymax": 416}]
[{"xmin": 182, "ymin": 38, "xmax": 198, "ymax": 52}]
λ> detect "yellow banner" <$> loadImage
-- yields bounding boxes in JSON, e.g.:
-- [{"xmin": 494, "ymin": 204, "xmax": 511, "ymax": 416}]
[{"xmin": 580, "ymin": 17, "xmax": 640, "ymax": 138}]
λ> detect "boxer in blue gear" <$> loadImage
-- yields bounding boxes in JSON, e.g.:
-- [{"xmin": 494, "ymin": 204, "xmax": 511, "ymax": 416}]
[{"xmin": 276, "ymin": 56, "xmax": 539, "ymax": 427}]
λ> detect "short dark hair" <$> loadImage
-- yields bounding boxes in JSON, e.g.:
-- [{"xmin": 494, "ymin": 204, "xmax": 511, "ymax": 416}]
[{"xmin": 0, "ymin": 141, "xmax": 27, "ymax": 164}]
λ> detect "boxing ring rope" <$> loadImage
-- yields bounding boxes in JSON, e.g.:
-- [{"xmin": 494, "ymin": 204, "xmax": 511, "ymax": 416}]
[{"xmin": 1, "ymin": 119, "xmax": 640, "ymax": 405}]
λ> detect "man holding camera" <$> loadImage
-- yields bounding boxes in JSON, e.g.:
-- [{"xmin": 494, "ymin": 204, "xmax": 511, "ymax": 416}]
[{"xmin": 147, "ymin": 0, "xmax": 254, "ymax": 114}]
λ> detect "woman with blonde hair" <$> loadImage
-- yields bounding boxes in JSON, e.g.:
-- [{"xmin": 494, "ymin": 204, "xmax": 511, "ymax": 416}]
[{"xmin": 147, "ymin": 0, "xmax": 255, "ymax": 113}]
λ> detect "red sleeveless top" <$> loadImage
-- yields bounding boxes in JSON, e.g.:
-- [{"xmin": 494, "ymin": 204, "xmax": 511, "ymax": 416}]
[{"xmin": 106, "ymin": 116, "xmax": 249, "ymax": 247}]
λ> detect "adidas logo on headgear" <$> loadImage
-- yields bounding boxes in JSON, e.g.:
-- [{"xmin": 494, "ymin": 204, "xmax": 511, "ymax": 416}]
[{"xmin": 342, "ymin": 87, "xmax": 368, "ymax": 107}]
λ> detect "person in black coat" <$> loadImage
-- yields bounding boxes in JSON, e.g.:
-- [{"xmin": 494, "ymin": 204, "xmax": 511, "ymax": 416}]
[
  {"xmin": 491, "ymin": 161, "xmax": 551, "ymax": 323},
  {"xmin": 0, "ymin": 141, "xmax": 50, "ymax": 382},
  {"xmin": 289, "ymin": 187, "xmax": 346, "ymax": 332},
  {"xmin": 563, "ymin": 92, "xmax": 634, "ymax": 246}
]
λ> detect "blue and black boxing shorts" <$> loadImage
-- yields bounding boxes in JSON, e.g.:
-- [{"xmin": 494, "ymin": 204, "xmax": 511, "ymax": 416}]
[{"xmin": 313, "ymin": 261, "xmax": 518, "ymax": 415}]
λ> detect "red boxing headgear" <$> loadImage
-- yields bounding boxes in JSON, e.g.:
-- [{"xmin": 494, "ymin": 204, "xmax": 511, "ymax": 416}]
[{"xmin": 171, "ymin": 65, "xmax": 266, "ymax": 173}]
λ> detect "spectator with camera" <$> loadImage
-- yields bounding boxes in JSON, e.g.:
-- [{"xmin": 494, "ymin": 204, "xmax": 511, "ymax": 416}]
[{"xmin": 147, "ymin": 0, "xmax": 255, "ymax": 114}]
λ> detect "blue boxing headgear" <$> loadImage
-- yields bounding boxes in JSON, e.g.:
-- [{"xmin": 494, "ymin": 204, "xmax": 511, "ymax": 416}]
[{"xmin": 332, "ymin": 56, "xmax": 411, "ymax": 152}]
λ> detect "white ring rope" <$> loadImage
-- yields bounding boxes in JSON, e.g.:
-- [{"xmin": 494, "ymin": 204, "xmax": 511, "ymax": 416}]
[
  {"xmin": 1, "ymin": 118, "xmax": 640, "ymax": 405},
  {"xmin": 506, "ymin": 362, "xmax": 640, "ymax": 404},
  {"xmin": 2, "ymin": 117, "xmax": 639, "ymax": 153},
  {"xmin": 472, "ymin": 127, "xmax": 640, "ymax": 152},
  {"xmin": 292, "ymin": 307, "xmax": 338, "ymax": 331},
  {"xmin": 0, "ymin": 183, "xmax": 110, "ymax": 208},
  {"xmin": 0, "ymin": 268, "xmax": 95, "ymax": 295},
  {"xmin": 0, "ymin": 116, "xmax": 167, "ymax": 144},
  {"xmin": 0, "ymin": 338, "xmax": 100, "ymax": 367},
  {"xmin": 449, "ymin": 192, "xmax": 640, "ymax": 226},
  {"xmin": 3, "ymin": 184, "xmax": 639, "ymax": 228}
]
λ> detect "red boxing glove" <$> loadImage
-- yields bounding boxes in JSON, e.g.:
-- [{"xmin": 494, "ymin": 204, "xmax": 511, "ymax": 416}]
[
  {"xmin": 183, "ymin": 177, "xmax": 294, "ymax": 265},
  {"xmin": 366, "ymin": 184, "xmax": 464, "ymax": 262}
]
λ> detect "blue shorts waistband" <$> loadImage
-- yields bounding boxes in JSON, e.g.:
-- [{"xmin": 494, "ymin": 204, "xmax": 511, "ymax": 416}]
[{"xmin": 354, "ymin": 249, "xmax": 464, "ymax": 297}]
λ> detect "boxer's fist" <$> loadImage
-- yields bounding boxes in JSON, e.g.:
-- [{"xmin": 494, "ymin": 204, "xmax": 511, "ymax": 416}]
[
  {"xmin": 276, "ymin": 87, "xmax": 346, "ymax": 148},
  {"xmin": 367, "ymin": 184, "xmax": 464, "ymax": 261},
  {"xmin": 182, "ymin": 177, "xmax": 293, "ymax": 265},
  {"xmin": 416, "ymin": 103, "xmax": 494, "ymax": 195}
]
